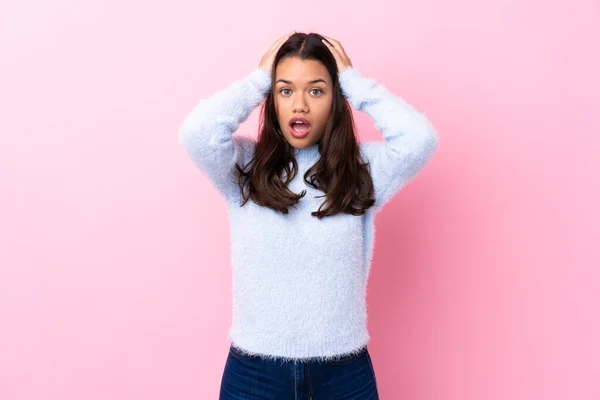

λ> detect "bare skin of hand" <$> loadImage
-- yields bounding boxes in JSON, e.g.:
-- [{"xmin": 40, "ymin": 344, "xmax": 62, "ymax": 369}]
[
  {"xmin": 259, "ymin": 31, "xmax": 296, "ymax": 72},
  {"xmin": 321, "ymin": 35, "xmax": 353, "ymax": 73}
]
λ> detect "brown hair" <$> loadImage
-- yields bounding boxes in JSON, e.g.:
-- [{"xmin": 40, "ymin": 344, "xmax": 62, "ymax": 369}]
[{"xmin": 235, "ymin": 32, "xmax": 375, "ymax": 219}]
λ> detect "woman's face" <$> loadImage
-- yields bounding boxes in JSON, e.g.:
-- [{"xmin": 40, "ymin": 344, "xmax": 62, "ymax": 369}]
[{"xmin": 274, "ymin": 57, "xmax": 333, "ymax": 149}]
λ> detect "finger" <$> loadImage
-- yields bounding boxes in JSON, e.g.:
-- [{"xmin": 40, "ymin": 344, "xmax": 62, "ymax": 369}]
[
  {"xmin": 271, "ymin": 33, "xmax": 294, "ymax": 55},
  {"xmin": 322, "ymin": 35, "xmax": 338, "ymax": 46},
  {"xmin": 279, "ymin": 31, "xmax": 294, "ymax": 44},
  {"xmin": 322, "ymin": 40, "xmax": 342, "ymax": 66},
  {"xmin": 269, "ymin": 36, "xmax": 287, "ymax": 51},
  {"xmin": 269, "ymin": 31, "xmax": 294, "ymax": 51},
  {"xmin": 323, "ymin": 35, "xmax": 344, "ymax": 53},
  {"xmin": 322, "ymin": 35, "xmax": 346, "ymax": 55},
  {"xmin": 322, "ymin": 39, "xmax": 340, "ymax": 60},
  {"xmin": 321, "ymin": 38, "xmax": 335, "ymax": 50}
]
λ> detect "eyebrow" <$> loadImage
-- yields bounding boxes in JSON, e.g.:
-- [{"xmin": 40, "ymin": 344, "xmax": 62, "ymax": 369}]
[{"xmin": 276, "ymin": 78, "xmax": 328, "ymax": 85}]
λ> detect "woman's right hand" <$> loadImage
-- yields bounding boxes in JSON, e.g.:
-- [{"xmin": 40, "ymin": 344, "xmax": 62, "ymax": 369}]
[{"xmin": 259, "ymin": 31, "xmax": 296, "ymax": 73}]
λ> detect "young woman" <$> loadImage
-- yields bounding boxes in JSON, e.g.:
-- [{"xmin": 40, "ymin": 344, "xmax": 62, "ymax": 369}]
[{"xmin": 179, "ymin": 31, "xmax": 439, "ymax": 400}]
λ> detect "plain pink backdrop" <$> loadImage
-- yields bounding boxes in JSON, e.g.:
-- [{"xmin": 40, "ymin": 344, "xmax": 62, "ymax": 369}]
[{"xmin": 1, "ymin": 1, "xmax": 598, "ymax": 399}]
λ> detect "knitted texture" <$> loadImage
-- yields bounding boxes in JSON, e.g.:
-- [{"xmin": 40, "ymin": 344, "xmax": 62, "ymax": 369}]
[{"xmin": 179, "ymin": 66, "xmax": 439, "ymax": 362}]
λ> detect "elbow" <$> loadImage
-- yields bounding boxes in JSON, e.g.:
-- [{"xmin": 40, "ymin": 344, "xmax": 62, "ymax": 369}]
[
  {"xmin": 178, "ymin": 124, "xmax": 186, "ymax": 146},
  {"xmin": 178, "ymin": 124, "xmax": 194, "ymax": 150},
  {"xmin": 178, "ymin": 114, "xmax": 209, "ymax": 149},
  {"xmin": 177, "ymin": 99, "xmax": 211, "ymax": 147},
  {"xmin": 422, "ymin": 114, "xmax": 440, "ymax": 155},
  {"xmin": 178, "ymin": 121, "xmax": 193, "ymax": 147}
]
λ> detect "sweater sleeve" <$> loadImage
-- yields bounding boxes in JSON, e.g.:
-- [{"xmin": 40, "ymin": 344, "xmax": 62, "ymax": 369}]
[
  {"xmin": 338, "ymin": 67, "xmax": 440, "ymax": 212},
  {"xmin": 178, "ymin": 68, "xmax": 272, "ymax": 202}
]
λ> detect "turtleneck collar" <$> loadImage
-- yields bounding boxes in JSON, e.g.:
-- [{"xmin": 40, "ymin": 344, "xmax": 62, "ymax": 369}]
[{"xmin": 293, "ymin": 143, "xmax": 321, "ymax": 162}]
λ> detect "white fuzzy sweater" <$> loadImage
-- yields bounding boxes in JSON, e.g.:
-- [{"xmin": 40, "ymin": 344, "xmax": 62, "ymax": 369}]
[{"xmin": 178, "ymin": 66, "xmax": 439, "ymax": 362}]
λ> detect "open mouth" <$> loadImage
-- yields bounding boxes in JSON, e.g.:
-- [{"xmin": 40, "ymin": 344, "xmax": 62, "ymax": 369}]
[{"xmin": 289, "ymin": 121, "xmax": 312, "ymax": 138}]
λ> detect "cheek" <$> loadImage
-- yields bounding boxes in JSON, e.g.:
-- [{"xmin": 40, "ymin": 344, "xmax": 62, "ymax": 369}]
[
  {"xmin": 317, "ymin": 106, "xmax": 332, "ymax": 125},
  {"xmin": 275, "ymin": 99, "xmax": 283, "ymax": 116},
  {"xmin": 317, "ymin": 98, "xmax": 333, "ymax": 117}
]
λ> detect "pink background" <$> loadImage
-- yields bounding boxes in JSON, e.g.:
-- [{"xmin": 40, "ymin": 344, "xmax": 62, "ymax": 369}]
[{"xmin": 1, "ymin": 1, "xmax": 598, "ymax": 399}]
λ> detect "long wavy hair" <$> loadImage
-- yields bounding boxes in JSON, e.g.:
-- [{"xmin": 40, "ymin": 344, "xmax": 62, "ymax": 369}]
[{"xmin": 235, "ymin": 32, "xmax": 375, "ymax": 219}]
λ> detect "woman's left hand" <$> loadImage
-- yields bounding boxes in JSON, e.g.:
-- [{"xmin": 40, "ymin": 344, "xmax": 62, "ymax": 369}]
[{"xmin": 321, "ymin": 35, "xmax": 353, "ymax": 73}]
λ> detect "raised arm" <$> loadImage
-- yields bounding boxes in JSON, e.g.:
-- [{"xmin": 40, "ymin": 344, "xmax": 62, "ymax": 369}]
[
  {"xmin": 178, "ymin": 67, "xmax": 271, "ymax": 202},
  {"xmin": 339, "ymin": 67, "xmax": 440, "ymax": 212}
]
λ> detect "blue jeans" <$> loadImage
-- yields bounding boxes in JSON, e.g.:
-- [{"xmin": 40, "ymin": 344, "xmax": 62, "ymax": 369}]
[{"xmin": 219, "ymin": 344, "xmax": 379, "ymax": 399}]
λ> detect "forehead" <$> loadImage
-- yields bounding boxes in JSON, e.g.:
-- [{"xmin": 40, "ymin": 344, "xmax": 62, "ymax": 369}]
[{"xmin": 275, "ymin": 57, "xmax": 330, "ymax": 85}]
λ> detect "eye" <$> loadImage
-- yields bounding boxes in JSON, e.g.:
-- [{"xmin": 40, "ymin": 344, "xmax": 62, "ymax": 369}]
[{"xmin": 278, "ymin": 88, "xmax": 324, "ymax": 97}]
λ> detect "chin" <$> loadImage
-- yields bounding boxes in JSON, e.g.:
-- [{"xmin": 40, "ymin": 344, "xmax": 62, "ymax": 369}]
[
  {"xmin": 285, "ymin": 132, "xmax": 322, "ymax": 147},
  {"xmin": 286, "ymin": 137, "xmax": 315, "ymax": 148}
]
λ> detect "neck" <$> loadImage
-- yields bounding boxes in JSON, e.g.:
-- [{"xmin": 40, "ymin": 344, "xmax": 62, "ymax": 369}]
[{"xmin": 293, "ymin": 143, "xmax": 321, "ymax": 162}]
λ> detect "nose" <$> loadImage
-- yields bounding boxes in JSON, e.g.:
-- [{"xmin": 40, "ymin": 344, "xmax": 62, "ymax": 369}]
[{"xmin": 292, "ymin": 93, "xmax": 308, "ymax": 112}]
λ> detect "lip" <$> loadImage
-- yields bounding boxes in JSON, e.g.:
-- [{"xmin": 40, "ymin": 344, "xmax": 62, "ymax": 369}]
[
  {"xmin": 289, "ymin": 117, "xmax": 311, "ymax": 126},
  {"xmin": 289, "ymin": 117, "xmax": 312, "ymax": 138},
  {"xmin": 289, "ymin": 125, "xmax": 311, "ymax": 138}
]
